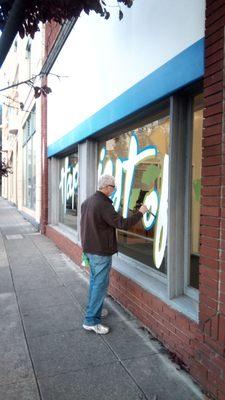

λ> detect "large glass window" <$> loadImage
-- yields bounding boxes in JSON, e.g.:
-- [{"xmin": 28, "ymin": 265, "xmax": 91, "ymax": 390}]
[
  {"xmin": 23, "ymin": 106, "xmax": 36, "ymax": 210},
  {"xmin": 98, "ymin": 115, "xmax": 170, "ymax": 274},
  {"xmin": 189, "ymin": 95, "xmax": 203, "ymax": 289},
  {"xmin": 59, "ymin": 153, "xmax": 78, "ymax": 230}
]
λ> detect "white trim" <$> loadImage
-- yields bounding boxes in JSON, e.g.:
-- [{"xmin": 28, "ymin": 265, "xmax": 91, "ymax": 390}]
[
  {"xmin": 184, "ymin": 286, "xmax": 199, "ymax": 302},
  {"xmin": 115, "ymin": 252, "xmax": 166, "ymax": 284}
]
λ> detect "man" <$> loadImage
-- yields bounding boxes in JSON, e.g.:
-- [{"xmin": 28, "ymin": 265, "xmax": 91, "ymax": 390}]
[{"xmin": 81, "ymin": 174, "xmax": 148, "ymax": 334}]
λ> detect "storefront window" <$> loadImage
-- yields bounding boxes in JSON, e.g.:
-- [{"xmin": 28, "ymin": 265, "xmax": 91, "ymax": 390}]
[
  {"xmin": 59, "ymin": 153, "xmax": 78, "ymax": 230},
  {"xmin": 23, "ymin": 106, "xmax": 36, "ymax": 210},
  {"xmin": 98, "ymin": 115, "xmax": 170, "ymax": 274},
  {"xmin": 190, "ymin": 95, "xmax": 203, "ymax": 289}
]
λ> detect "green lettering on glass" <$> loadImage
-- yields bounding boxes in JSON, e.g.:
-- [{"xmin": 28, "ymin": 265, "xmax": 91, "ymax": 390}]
[
  {"xmin": 141, "ymin": 165, "xmax": 161, "ymax": 185},
  {"xmin": 129, "ymin": 188, "xmax": 141, "ymax": 210},
  {"xmin": 193, "ymin": 179, "xmax": 201, "ymax": 202}
]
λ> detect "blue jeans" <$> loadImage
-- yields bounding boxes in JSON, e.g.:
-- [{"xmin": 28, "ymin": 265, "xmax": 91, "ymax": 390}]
[{"xmin": 84, "ymin": 254, "xmax": 112, "ymax": 326}]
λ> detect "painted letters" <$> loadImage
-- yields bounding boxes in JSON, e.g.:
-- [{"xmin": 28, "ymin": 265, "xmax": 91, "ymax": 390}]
[{"xmin": 98, "ymin": 133, "xmax": 169, "ymax": 269}]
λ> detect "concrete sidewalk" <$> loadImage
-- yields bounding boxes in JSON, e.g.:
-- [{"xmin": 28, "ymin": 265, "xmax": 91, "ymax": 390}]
[{"xmin": 0, "ymin": 197, "xmax": 206, "ymax": 400}]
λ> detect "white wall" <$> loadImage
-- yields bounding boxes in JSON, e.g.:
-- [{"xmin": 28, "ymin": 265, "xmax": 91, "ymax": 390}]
[{"xmin": 48, "ymin": 0, "xmax": 205, "ymax": 145}]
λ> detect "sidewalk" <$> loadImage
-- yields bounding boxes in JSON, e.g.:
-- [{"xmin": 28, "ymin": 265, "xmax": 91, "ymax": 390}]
[{"xmin": 0, "ymin": 197, "xmax": 206, "ymax": 400}]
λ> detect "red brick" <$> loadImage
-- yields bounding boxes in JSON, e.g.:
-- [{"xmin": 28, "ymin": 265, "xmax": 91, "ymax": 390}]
[
  {"xmin": 205, "ymin": 59, "xmax": 223, "ymax": 78},
  {"xmin": 200, "ymin": 226, "xmax": 220, "ymax": 238},
  {"xmin": 200, "ymin": 255, "xmax": 219, "ymax": 268},
  {"xmin": 200, "ymin": 306, "xmax": 217, "ymax": 323},
  {"xmin": 202, "ymin": 155, "xmax": 221, "ymax": 167},
  {"xmin": 202, "ymin": 165, "xmax": 221, "ymax": 177},
  {"xmin": 204, "ymin": 102, "xmax": 223, "ymax": 117},
  {"xmin": 204, "ymin": 71, "xmax": 223, "ymax": 89},
  {"xmin": 206, "ymin": 0, "xmax": 225, "ymax": 18},
  {"xmin": 205, "ymin": 334, "xmax": 225, "ymax": 356},
  {"xmin": 205, "ymin": 91, "xmax": 223, "ymax": 107},
  {"xmin": 218, "ymin": 390, "xmax": 225, "ymax": 400},
  {"xmin": 201, "ymin": 216, "xmax": 220, "ymax": 227},
  {"xmin": 200, "ymin": 236, "xmax": 219, "ymax": 248},
  {"xmin": 203, "ymin": 144, "xmax": 221, "ymax": 157},
  {"xmin": 175, "ymin": 314, "xmax": 190, "ymax": 332},
  {"xmin": 220, "ymin": 303, "xmax": 225, "ymax": 314},
  {"xmin": 203, "ymin": 134, "xmax": 222, "ymax": 147},
  {"xmin": 201, "ymin": 196, "xmax": 220, "ymax": 207},
  {"xmin": 205, "ymin": 37, "xmax": 224, "ymax": 58},
  {"xmin": 204, "ymin": 113, "xmax": 223, "ymax": 127},
  {"xmin": 190, "ymin": 362, "xmax": 208, "ymax": 383},
  {"xmin": 201, "ymin": 295, "xmax": 218, "ymax": 310},
  {"xmin": 45, "ymin": 21, "xmax": 62, "ymax": 57},
  {"xmin": 207, "ymin": 371, "xmax": 220, "ymax": 399},
  {"xmin": 214, "ymin": 352, "xmax": 225, "ymax": 372},
  {"xmin": 201, "ymin": 206, "xmax": 220, "ymax": 217},
  {"xmin": 220, "ymin": 292, "xmax": 225, "ymax": 304},
  {"xmin": 205, "ymin": 26, "xmax": 224, "ymax": 47},
  {"xmin": 206, "ymin": 7, "xmax": 225, "ymax": 29},
  {"xmin": 203, "ymin": 129, "xmax": 221, "ymax": 140},
  {"xmin": 199, "ymin": 290, "xmax": 218, "ymax": 304},
  {"xmin": 200, "ymin": 275, "xmax": 219, "ymax": 291},
  {"xmin": 211, "ymin": 314, "xmax": 220, "ymax": 340},
  {"xmin": 201, "ymin": 176, "xmax": 221, "ymax": 187},
  {"xmin": 205, "ymin": 49, "xmax": 224, "ymax": 68},
  {"xmin": 162, "ymin": 305, "xmax": 176, "ymax": 322},
  {"xmin": 206, "ymin": 16, "xmax": 225, "ymax": 37}
]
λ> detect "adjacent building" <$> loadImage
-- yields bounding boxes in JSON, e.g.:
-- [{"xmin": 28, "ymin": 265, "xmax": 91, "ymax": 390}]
[{"xmin": 0, "ymin": 29, "xmax": 44, "ymax": 226}]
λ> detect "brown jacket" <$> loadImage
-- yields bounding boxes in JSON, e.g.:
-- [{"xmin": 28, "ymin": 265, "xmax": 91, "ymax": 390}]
[{"xmin": 81, "ymin": 191, "xmax": 143, "ymax": 256}]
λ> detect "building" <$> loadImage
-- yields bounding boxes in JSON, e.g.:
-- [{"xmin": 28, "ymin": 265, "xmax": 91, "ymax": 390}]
[
  {"xmin": 0, "ymin": 105, "xmax": 2, "ymax": 195},
  {"xmin": 42, "ymin": 1, "xmax": 225, "ymax": 398},
  {"xmin": 1, "ymin": 1, "xmax": 225, "ymax": 398},
  {"xmin": 0, "ymin": 29, "xmax": 44, "ymax": 227}
]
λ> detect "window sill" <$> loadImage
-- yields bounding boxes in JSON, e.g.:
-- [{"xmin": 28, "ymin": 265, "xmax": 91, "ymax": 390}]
[{"xmin": 112, "ymin": 253, "xmax": 199, "ymax": 322}]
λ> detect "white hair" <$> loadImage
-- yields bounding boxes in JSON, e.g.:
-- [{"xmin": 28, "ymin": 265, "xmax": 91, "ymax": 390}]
[{"xmin": 98, "ymin": 174, "xmax": 115, "ymax": 189}]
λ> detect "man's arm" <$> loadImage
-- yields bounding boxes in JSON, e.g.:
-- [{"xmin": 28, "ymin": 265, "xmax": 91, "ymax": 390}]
[{"xmin": 102, "ymin": 203, "xmax": 148, "ymax": 230}]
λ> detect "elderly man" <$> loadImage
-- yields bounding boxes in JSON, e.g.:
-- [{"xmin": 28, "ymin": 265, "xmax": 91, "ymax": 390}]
[{"xmin": 81, "ymin": 174, "xmax": 148, "ymax": 334}]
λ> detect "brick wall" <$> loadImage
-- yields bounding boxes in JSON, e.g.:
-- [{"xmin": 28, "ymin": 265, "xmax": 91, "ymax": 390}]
[
  {"xmin": 46, "ymin": 222, "xmax": 225, "ymax": 399},
  {"xmin": 40, "ymin": 74, "xmax": 48, "ymax": 234},
  {"xmin": 44, "ymin": 21, "xmax": 62, "ymax": 60},
  {"xmin": 196, "ymin": 1, "xmax": 225, "ymax": 398},
  {"xmin": 46, "ymin": 226, "xmax": 82, "ymax": 265},
  {"xmin": 41, "ymin": 21, "xmax": 62, "ymax": 234}
]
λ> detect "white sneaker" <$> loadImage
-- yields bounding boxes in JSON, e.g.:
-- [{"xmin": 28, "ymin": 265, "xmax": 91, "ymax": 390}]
[
  {"xmin": 101, "ymin": 308, "xmax": 109, "ymax": 318},
  {"xmin": 83, "ymin": 323, "xmax": 110, "ymax": 335}
]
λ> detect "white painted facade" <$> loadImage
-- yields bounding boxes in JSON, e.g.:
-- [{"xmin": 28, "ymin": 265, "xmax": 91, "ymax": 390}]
[{"xmin": 47, "ymin": 0, "xmax": 205, "ymax": 146}]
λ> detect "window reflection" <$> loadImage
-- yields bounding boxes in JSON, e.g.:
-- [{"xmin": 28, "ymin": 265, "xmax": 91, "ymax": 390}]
[
  {"xmin": 190, "ymin": 95, "xmax": 203, "ymax": 289},
  {"xmin": 99, "ymin": 115, "xmax": 170, "ymax": 274},
  {"xmin": 23, "ymin": 107, "xmax": 36, "ymax": 210},
  {"xmin": 59, "ymin": 153, "xmax": 78, "ymax": 230}
]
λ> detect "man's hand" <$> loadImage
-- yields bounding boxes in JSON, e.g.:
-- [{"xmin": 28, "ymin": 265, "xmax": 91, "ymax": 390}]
[{"xmin": 139, "ymin": 204, "xmax": 148, "ymax": 215}]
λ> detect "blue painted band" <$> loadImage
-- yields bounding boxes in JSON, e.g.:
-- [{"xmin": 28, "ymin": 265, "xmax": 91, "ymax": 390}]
[{"xmin": 48, "ymin": 38, "xmax": 204, "ymax": 157}]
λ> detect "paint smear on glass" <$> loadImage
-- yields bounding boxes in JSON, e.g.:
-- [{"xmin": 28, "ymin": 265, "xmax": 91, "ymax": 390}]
[
  {"xmin": 193, "ymin": 179, "xmax": 201, "ymax": 202},
  {"xmin": 129, "ymin": 188, "xmax": 141, "ymax": 210},
  {"xmin": 142, "ymin": 165, "xmax": 161, "ymax": 185}
]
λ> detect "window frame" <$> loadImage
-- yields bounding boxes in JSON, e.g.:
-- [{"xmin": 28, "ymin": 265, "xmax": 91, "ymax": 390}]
[
  {"xmin": 94, "ymin": 86, "xmax": 203, "ymax": 319},
  {"xmin": 58, "ymin": 152, "xmax": 79, "ymax": 231},
  {"xmin": 22, "ymin": 106, "xmax": 36, "ymax": 210}
]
